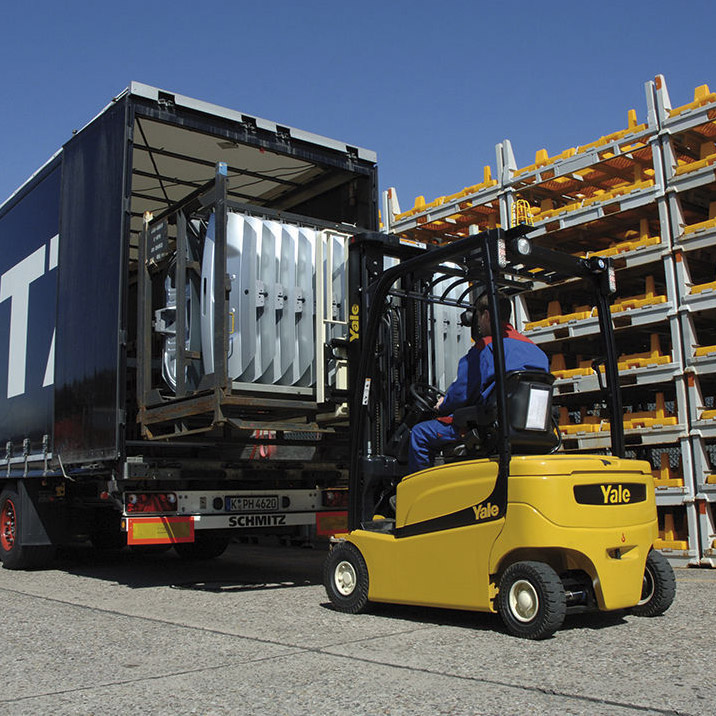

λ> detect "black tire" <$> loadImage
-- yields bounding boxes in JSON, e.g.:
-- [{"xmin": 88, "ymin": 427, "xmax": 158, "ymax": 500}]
[
  {"xmin": 323, "ymin": 541, "xmax": 370, "ymax": 614},
  {"xmin": 0, "ymin": 486, "xmax": 56, "ymax": 570},
  {"xmin": 631, "ymin": 550, "xmax": 676, "ymax": 617},
  {"xmin": 174, "ymin": 531, "xmax": 231, "ymax": 561},
  {"xmin": 498, "ymin": 561, "xmax": 567, "ymax": 639}
]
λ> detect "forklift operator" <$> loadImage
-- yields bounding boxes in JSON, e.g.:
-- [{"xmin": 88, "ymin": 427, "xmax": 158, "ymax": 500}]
[{"xmin": 408, "ymin": 293, "xmax": 549, "ymax": 473}]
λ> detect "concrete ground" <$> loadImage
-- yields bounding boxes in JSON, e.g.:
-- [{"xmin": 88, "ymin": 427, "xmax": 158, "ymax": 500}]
[{"xmin": 0, "ymin": 541, "xmax": 713, "ymax": 715}]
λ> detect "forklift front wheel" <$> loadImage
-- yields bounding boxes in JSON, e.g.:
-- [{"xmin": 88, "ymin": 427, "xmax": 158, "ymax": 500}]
[
  {"xmin": 324, "ymin": 541, "xmax": 369, "ymax": 614},
  {"xmin": 498, "ymin": 561, "xmax": 567, "ymax": 640}
]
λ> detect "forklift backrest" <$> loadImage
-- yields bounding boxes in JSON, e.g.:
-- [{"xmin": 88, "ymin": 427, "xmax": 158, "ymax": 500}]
[
  {"xmin": 452, "ymin": 370, "xmax": 557, "ymax": 455},
  {"xmin": 503, "ymin": 370, "xmax": 556, "ymax": 452}
]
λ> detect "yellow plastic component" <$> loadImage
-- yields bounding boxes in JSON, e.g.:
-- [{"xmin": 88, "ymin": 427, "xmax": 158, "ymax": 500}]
[
  {"xmin": 617, "ymin": 334, "xmax": 671, "ymax": 370},
  {"xmin": 654, "ymin": 511, "xmax": 689, "ymax": 550},
  {"xmin": 524, "ymin": 301, "xmax": 594, "ymax": 331},
  {"xmin": 531, "ymin": 179, "xmax": 656, "ymax": 224},
  {"xmin": 513, "ymin": 147, "xmax": 578, "ymax": 177},
  {"xmin": 690, "ymin": 280, "xmax": 716, "ymax": 295},
  {"xmin": 652, "ymin": 453, "xmax": 684, "ymax": 488},
  {"xmin": 706, "ymin": 474, "xmax": 716, "ymax": 484},
  {"xmin": 683, "ymin": 217, "xmax": 716, "ymax": 235},
  {"xmin": 673, "ymin": 152, "xmax": 716, "ymax": 176},
  {"xmin": 558, "ymin": 406, "xmax": 609, "ymax": 434},
  {"xmin": 699, "ymin": 407, "xmax": 716, "ymax": 421},
  {"xmin": 623, "ymin": 393, "xmax": 677, "ymax": 430},
  {"xmin": 669, "ymin": 83, "xmax": 716, "ymax": 117},
  {"xmin": 549, "ymin": 354, "xmax": 593, "ymax": 380},
  {"xmin": 695, "ymin": 344, "xmax": 716, "ymax": 358},
  {"xmin": 393, "ymin": 166, "xmax": 498, "ymax": 223},
  {"xmin": 610, "ymin": 275, "xmax": 667, "ymax": 313},
  {"xmin": 577, "ymin": 110, "xmax": 648, "ymax": 154},
  {"xmin": 581, "ymin": 179, "xmax": 655, "ymax": 207},
  {"xmin": 586, "ymin": 234, "xmax": 660, "ymax": 258}
]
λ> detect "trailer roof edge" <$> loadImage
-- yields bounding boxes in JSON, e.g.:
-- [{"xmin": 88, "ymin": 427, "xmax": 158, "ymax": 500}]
[{"xmin": 127, "ymin": 81, "xmax": 378, "ymax": 163}]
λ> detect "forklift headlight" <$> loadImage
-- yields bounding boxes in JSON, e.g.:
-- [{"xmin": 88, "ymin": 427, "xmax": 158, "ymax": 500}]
[{"xmin": 515, "ymin": 237, "xmax": 532, "ymax": 256}]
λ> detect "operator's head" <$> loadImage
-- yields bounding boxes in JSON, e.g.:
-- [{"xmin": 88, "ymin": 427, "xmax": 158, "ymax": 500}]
[{"xmin": 472, "ymin": 291, "xmax": 512, "ymax": 339}]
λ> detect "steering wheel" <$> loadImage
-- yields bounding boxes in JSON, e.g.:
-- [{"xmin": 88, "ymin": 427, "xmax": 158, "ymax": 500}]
[{"xmin": 409, "ymin": 383, "xmax": 446, "ymax": 416}]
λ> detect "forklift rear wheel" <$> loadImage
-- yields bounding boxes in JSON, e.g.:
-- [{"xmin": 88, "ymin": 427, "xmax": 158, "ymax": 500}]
[
  {"xmin": 0, "ymin": 486, "xmax": 56, "ymax": 570},
  {"xmin": 324, "ymin": 541, "xmax": 369, "ymax": 614},
  {"xmin": 498, "ymin": 561, "xmax": 567, "ymax": 640},
  {"xmin": 631, "ymin": 550, "xmax": 675, "ymax": 617}
]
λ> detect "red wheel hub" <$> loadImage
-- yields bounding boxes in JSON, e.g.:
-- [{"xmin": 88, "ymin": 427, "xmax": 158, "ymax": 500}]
[{"xmin": 1, "ymin": 498, "xmax": 17, "ymax": 552}]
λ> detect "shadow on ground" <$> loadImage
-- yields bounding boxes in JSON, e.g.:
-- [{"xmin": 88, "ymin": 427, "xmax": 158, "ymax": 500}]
[{"xmin": 50, "ymin": 539, "xmax": 328, "ymax": 591}]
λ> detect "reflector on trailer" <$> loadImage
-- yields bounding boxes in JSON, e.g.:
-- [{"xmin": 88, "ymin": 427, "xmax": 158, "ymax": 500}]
[
  {"xmin": 315, "ymin": 510, "xmax": 348, "ymax": 537},
  {"xmin": 127, "ymin": 516, "xmax": 194, "ymax": 545}
]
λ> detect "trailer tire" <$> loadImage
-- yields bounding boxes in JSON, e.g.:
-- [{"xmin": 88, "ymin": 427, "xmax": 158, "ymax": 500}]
[
  {"xmin": 323, "ymin": 541, "xmax": 370, "ymax": 614},
  {"xmin": 631, "ymin": 550, "xmax": 676, "ymax": 617},
  {"xmin": 0, "ymin": 486, "xmax": 56, "ymax": 570},
  {"xmin": 498, "ymin": 561, "xmax": 566, "ymax": 640},
  {"xmin": 174, "ymin": 531, "xmax": 231, "ymax": 560}
]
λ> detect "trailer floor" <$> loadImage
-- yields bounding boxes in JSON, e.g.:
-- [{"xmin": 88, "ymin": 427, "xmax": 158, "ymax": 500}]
[{"xmin": 0, "ymin": 541, "xmax": 712, "ymax": 715}]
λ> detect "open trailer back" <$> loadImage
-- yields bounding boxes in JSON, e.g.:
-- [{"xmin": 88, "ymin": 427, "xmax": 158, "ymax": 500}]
[{"xmin": 0, "ymin": 82, "xmax": 378, "ymax": 567}]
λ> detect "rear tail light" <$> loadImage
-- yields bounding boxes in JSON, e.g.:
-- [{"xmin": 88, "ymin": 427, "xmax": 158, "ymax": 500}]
[
  {"xmin": 322, "ymin": 489, "xmax": 348, "ymax": 508},
  {"xmin": 125, "ymin": 492, "xmax": 178, "ymax": 514}
]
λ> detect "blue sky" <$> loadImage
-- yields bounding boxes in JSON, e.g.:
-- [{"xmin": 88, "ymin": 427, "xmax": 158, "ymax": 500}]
[{"xmin": 3, "ymin": 1, "xmax": 716, "ymax": 211}]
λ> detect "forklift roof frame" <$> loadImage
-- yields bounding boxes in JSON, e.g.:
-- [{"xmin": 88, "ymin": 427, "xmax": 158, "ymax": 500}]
[{"xmin": 347, "ymin": 227, "xmax": 624, "ymax": 530}]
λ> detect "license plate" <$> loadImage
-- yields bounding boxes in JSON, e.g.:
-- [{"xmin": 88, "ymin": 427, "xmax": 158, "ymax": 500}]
[{"xmin": 225, "ymin": 495, "xmax": 279, "ymax": 512}]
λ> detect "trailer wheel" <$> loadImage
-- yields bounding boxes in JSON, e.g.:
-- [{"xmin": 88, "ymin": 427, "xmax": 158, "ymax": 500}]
[
  {"xmin": 0, "ymin": 486, "xmax": 56, "ymax": 570},
  {"xmin": 174, "ymin": 531, "xmax": 231, "ymax": 560},
  {"xmin": 498, "ymin": 561, "xmax": 566, "ymax": 640},
  {"xmin": 631, "ymin": 550, "xmax": 676, "ymax": 617},
  {"xmin": 323, "ymin": 541, "xmax": 369, "ymax": 614}
]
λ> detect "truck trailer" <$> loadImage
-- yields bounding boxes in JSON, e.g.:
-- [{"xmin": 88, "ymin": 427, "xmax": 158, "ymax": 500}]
[{"xmin": 0, "ymin": 83, "xmax": 380, "ymax": 567}]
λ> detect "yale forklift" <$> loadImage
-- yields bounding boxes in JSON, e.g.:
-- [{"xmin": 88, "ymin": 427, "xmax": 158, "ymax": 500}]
[{"xmin": 324, "ymin": 227, "xmax": 675, "ymax": 639}]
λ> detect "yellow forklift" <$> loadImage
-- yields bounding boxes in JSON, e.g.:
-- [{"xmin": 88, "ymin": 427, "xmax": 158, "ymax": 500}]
[{"xmin": 324, "ymin": 227, "xmax": 675, "ymax": 639}]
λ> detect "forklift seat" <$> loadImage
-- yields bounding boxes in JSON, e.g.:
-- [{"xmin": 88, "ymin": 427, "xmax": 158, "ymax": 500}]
[{"xmin": 451, "ymin": 370, "xmax": 558, "ymax": 456}]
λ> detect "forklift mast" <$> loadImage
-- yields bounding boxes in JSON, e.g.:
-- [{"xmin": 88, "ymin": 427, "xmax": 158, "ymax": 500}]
[{"xmin": 346, "ymin": 228, "xmax": 623, "ymax": 530}]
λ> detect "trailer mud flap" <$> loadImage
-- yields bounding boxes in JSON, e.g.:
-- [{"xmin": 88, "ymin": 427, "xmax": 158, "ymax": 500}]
[{"xmin": 126, "ymin": 516, "xmax": 194, "ymax": 545}]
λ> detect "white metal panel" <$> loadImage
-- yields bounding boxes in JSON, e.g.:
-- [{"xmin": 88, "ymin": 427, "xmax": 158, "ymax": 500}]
[
  {"xmin": 296, "ymin": 226, "xmax": 316, "ymax": 387},
  {"xmin": 200, "ymin": 216, "xmax": 216, "ymax": 375},
  {"xmin": 200, "ymin": 211, "xmax": 322, "ymax": 390}
]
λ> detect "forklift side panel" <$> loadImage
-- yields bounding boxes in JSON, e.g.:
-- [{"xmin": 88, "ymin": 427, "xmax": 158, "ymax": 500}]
[
  {"xmin": 395, "ymin": 459, "xmax": 499, "ymax": 530},
  {"xmin": 349, "ymin": 523, "xmax": 503, "ymax": 611}
]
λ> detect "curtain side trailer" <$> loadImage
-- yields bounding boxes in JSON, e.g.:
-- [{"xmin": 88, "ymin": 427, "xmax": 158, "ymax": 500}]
[{"xmin": 0, "ymin": 83, "xmax": 378, "ymax": 567}]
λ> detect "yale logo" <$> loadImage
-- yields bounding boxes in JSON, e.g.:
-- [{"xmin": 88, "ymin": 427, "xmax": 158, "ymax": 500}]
[
  {"xmin": 601, "ymin": 484, "xmax": 631, "ymax": 504},
  {"xmin": 573, "ymin": 482, "xmax": 646, "ymax": 506},
  {"xmin": 349, "ymin": 303, "xmax": 360, "ymax": 342},
  {"xmin": 472, "ymin": 501, "xmax": 499, "ymax": 522}
]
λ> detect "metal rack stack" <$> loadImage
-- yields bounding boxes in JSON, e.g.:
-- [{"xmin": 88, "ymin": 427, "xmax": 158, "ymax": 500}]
[{"xmin": 383, "ymin": 74, "xmax": 716, "ymax": 566}]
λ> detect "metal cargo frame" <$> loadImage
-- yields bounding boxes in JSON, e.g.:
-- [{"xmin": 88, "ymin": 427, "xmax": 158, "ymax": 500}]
[{"xmin": 136, "ymin": 165, "xmax": 359, "ymax": 440}]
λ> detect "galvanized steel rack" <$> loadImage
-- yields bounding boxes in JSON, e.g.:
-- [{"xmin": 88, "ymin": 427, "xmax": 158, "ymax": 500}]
[{"xmin": 383, "ymin": 74, "xmax": 716, "ymax": 566}]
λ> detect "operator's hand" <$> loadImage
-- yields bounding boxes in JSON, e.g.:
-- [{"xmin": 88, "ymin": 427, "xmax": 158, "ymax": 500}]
[{"xmin": 435, "ymin": 396, "xmax": 444, "ymax": 411}]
